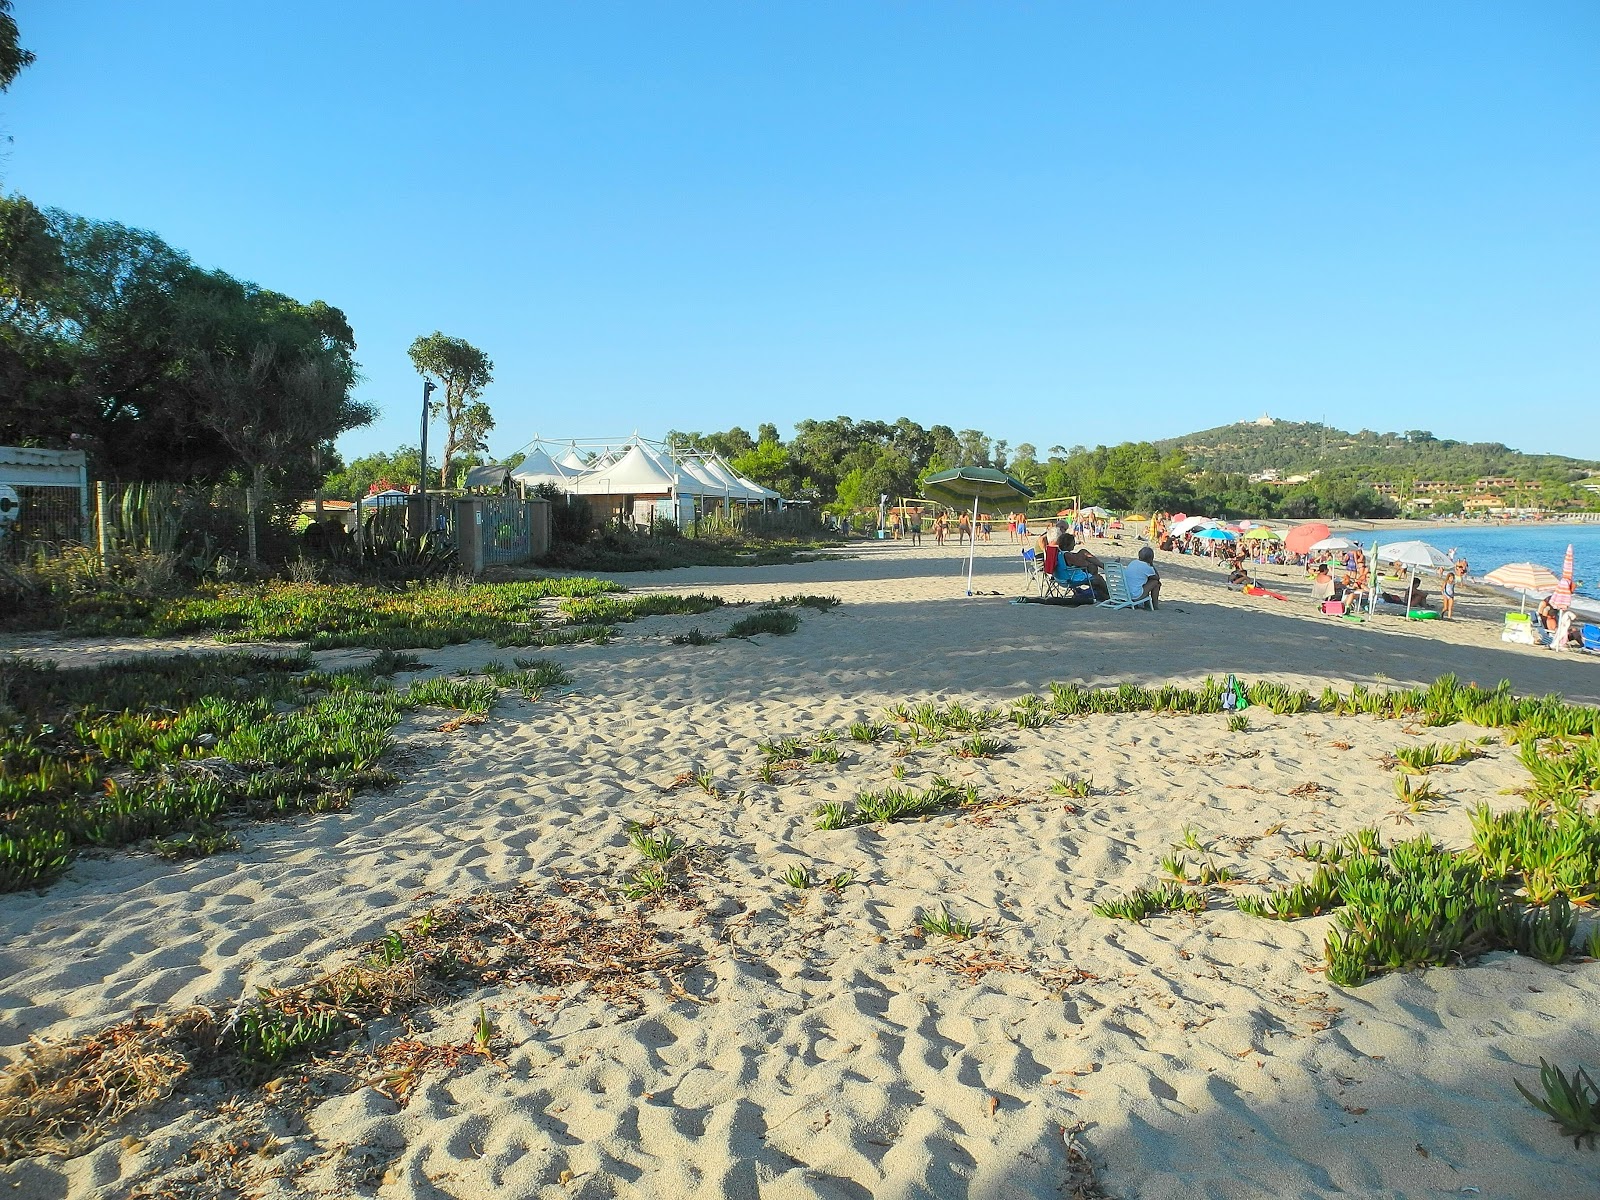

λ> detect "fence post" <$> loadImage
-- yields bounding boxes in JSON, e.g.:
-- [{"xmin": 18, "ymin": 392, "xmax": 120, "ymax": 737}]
[
  {"xmin": 95, "ymin": 481, "xmax": 112, "ymax": 568},
  {"xmin": 526, "ymin": 498, "xmax": 550, "ymax": 559},
  {"xmin": 455, "ymin": 497, "xmax": 484, "ymax": 575}
]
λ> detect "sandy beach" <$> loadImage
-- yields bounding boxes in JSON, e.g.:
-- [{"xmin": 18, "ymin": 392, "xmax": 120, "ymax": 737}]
[{"xmin": 2, "ymin": 537, "xmax": 1598, "ymax": 1199}]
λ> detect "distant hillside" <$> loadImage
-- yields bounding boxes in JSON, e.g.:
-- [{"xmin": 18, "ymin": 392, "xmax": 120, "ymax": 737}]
[{"xmin": 1152, "ymin": 420, "xmax": 1598, "ymax": 483}]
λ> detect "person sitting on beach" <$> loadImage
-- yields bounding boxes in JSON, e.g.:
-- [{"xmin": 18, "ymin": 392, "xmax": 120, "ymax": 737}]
[
  {"xmin": 1058, "ymin": 529, "xmax": 1110, "ymax": 601},
  {"xmin": 1381, "ymin": 578, "xmax": 1429, "ymax": 607},
  {"xmin": 1225, "ymin": 554, "xmax": 1251, "ymax": 586},
  {"xmin": 1537, "ymin": 596, "xmax": 1560, "ymax": 633},
  {"xmin": 1311, "ymin": 565, "xmax": 1338, "ymax": 603},
  {"xmin": 1124, "ymin": 546, "xmax": 1161, "ymax": 609}
]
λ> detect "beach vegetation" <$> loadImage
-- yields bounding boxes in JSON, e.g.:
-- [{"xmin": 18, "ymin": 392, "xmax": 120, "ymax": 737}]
[
  {"xmin": 1516, "ymin": 1059, "xmax": 1600, "ymax": 1149},
  {"xmin": 778, "ymin": 865, "xmax": 814, "ymax": 889},
  {"xmin": 727, "ymin": 610, "xmax": 801, "ymax": 638},
  {"xmin": 628, "ymin": 826, "xmax": 683, "ymax": 865},
  {"xmin": 810, "ymin": 745, "xmax": 842, "ymax": 764},
  {"xmin": 1093, "ymin": 883, "xmax": 1207, "ymax": 920},
  {"xmin": 1160, "ymin": 853, "xmax": 1189, "ymax": 882},
  {"xmin": 1009, "ymin": 695, "xmax": 1051, "ymax": 729},
  {"xmin": 951, "ymin": 733, "xmax": 1010, "ymax": 759},
  {"xmin": 825, "ymin": 869, "xmax": 857, "ymax": 892},
  {"xmin": 1177, "ymin": 825, "xmax": 1212, "ymax": 853},
  {"xmin": 1291, "ymin": 840, "xmax": 1347, "ymax": 865},
  {"xmin": 1392, "ymin": 773, "xmax": 1440, "ymax": 812},
  {"xmin": 918, "ymin": 907, "xmax": 975, "ymax": 940},
  {"xmin": 559, "ymin": 592, "xmax": 724, "ymax": 627},
  {"xmin": 758, "ymin": 735, "xmax": 805, "ymax": 760},
  {"xmin": 813, "ymin": 801, "xmax": 849, "ymax": 831},
  {"xmin": 671, "ymin": 627, "xmax": 721, "ymax": 645},
  {"xmin": 694, "ymin": 768, "xmax": 720, "ymax": 797},
  {"xmin": 756, "ymin": 761, "xmax": 779, "ymax": 784},
  {"xmin": 42, "ymin": 577, "xmax": 624, "ymax": 650},
  {"xmin": 1392, "ymin": 739, "xmax": 1488, "ymax": 774},
  {"xmin": 849, "ymin": 720, "xmax": 891, "ymax": 743},
  {"xmin": 473, "ymin": 1004, "xmax": 495, "ymax": 1056},
  {"xmin": 1049, "ymin": 775, "xmax": 1093, "ymax": 799},
  {"xmin": 0, "ymin": 650, "xmax": 564, "ymax": 891},
  {"xmin": 1227, "ymin": 713, "xmax": 1250, "ymax": 733},
  {"xmin": 759, "ymin": 594, "xmax": 841, "ymax": 611},
  {"xmin": 623, "ymin": 865, "xmax": 671, "ymax": 899}
]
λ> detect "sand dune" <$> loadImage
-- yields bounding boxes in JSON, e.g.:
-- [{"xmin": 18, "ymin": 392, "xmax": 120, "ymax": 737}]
[{"xmin": 1, "ymin": 539, "xmax": 1596, "ymax": 1198}]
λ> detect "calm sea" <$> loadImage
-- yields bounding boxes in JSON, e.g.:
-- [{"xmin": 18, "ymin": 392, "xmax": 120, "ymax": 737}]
[{"xmin": 1340, "ymin": 523, "xmax": 1600, "ymax": 598}]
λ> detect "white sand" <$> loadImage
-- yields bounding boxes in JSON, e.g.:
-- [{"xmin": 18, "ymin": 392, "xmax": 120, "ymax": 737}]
[{"xmin": 1, "ymin": 538, "xmax": 1597, "ymax": 1199}]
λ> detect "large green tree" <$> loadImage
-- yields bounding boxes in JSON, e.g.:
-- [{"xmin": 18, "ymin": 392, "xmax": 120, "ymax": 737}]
[
  {"xmin": 0, "ymin": 0, "xmax": 33, "ymax": 95},
  {"xmin": 407, "ymin": 332, "xmax": 494, "ymax": 489}
]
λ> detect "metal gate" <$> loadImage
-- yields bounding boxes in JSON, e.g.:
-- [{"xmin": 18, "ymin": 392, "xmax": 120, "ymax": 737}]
[{"xmin": 481, "ymin": 496, "xmax": 533, "ymax": 566}]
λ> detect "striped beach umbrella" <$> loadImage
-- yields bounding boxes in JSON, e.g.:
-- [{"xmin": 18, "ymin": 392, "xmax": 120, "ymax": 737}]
[
  {"xmin": 1552, "ymin": 543, "xmax": 1576, "ymax": 610},
  {"xmin": 1483, "ymin": 562, "xmax": 1561, "ymax": 613}
]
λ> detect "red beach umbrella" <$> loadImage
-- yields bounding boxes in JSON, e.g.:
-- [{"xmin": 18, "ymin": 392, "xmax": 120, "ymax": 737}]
[{"xmin": 1284, "ymin": 523, "xmax": 1332, "ymax": 556}]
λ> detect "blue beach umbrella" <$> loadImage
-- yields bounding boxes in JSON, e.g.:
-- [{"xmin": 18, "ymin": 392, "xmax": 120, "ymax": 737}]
[{"xmin": 1193, "ymin": 528, "xmax": 1237, "ymax": 541}]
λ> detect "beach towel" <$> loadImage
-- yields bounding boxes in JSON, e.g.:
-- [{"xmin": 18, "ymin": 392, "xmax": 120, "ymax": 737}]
[{"xmin": 1242, "ymin": 585, "xmax": 1288, "ymax": 601}]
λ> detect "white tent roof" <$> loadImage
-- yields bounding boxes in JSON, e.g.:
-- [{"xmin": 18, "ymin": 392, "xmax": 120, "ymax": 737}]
[
  {"xmin": 571, "ymin": 443, "xmax": 680, "ymax": 495},
  {"xmin": 673, "ymin": 457, "xmax": 725, "ymax": 496},
  {"xmin": 555, "ymin": 447, "xmax": 590, "ymax": 471},
  {"xmin": 699, "ymin": 456, "xmax": 766, "ymax": 501},
  {"xmin": 510, "ymin": 447, "xmax": 578, "ymax": 489}
]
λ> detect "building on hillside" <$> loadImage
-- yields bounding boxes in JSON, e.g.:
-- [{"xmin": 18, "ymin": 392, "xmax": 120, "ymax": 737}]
[
  {"xmin": 1474, "ymin": 476, "xmax": 1516, "ymax": 491},
  {"xmin": 1252, "ymin": 414, "xmax": 1276, "ymax": 427}
]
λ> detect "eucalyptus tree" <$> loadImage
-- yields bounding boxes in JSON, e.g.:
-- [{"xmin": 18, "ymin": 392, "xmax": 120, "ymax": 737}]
[{"xmin": 407, "ymin": 332, "xmax": 494, "ymax": 489}]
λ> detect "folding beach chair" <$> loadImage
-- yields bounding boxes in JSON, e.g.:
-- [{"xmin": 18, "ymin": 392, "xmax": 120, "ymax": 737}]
[
  {"xmin": 1020, "ymin": 548, "xmax": 1046, "ymax": 596},
  {"xmin": 1582, "ymin": 624, "xmax": 1600, "ymax": 655},
  {"xmin": 1098, "ymin": 563, "xmax": 1153, "ymax": 611}
]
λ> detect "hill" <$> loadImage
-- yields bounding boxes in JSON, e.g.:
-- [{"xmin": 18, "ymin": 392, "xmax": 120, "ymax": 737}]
[{"xmin": 1152, "ymin": 419, "xmax": 1599, "ymax": 484}]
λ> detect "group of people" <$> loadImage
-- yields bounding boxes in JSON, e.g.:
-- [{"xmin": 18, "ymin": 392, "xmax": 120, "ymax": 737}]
[{"xmin": 1022, "ymin": 519, "xmax": 1161, "ymax": 608}]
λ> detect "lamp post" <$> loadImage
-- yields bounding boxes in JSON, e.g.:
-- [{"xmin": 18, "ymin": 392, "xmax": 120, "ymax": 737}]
[{"xmin": 419, "ymin": 379, "xmax": 437, "ymax": 507}]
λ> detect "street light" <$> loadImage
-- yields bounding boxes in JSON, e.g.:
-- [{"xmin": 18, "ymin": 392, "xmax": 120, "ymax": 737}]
[{"xmin": 419, "ymin": 379, "xmax": 437, "ymax": 506}]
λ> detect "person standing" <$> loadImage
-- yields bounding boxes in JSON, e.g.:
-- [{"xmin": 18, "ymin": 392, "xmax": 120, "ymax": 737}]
[
  {"xmin": 1441, "ymin": 570, "xmax": 1456, "ymax": 619},
  {"xmin": 934, "ymin": 512, "xmax": 947, "ymax": 546},
  {"xmin": 910, "ymin": 509, "xmax": 923, "ymax": 545}
]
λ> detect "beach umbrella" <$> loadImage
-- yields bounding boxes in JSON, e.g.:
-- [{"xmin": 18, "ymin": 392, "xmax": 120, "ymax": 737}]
[
  {"xmin": 1193, "ymin": 528, "xmax": 1237, "ymax": 541},
  {"xmin": 1242, "ymin": 527, "xmax": 1281, "ymax": 541},
  {"xmin": 1376, "ymin": 540, "xmax": 1455, "ymax": 573},
  {"xmin": 922, "ymin": 466, "xmax": 1035, "ymax": 596},
  {"xmin": 1552, "ymin": 543, "xmax": 1576, "ymax": 610},
  {"xmin": 1170, "ymin": 516, "xmax": 1216, "ymax": 536},
  {"xmin": 1082, "ymin": 505, "xmax": 1112, "ymax": 518},
  {"xmin": 1483, "ymin": 562, "xmax": 1561, "ymax": 614},
  {"xmin": 1284, "ymin": 523, "xmax": 1332, "ymax": 555},
  {"xmin": 1307, "ymin": 536, "xmax": 1358, "ymax": 552}
]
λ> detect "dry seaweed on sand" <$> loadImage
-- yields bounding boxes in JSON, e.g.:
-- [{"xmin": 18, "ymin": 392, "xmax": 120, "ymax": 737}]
[{"xmin": 0, "ymin": 882, "xmax": 699, "ymax": 1163}]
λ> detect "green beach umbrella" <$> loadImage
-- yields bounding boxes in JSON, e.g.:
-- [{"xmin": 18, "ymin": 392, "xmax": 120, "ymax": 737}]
[{"xmin": 922, "ymin": 466, "xmax": 1035, "ymax": 596}]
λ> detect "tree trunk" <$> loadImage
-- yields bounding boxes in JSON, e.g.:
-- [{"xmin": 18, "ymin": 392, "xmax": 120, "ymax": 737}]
[{"xmin": 247, "ymin": 464, "xmax": 263, "ymax": 562}]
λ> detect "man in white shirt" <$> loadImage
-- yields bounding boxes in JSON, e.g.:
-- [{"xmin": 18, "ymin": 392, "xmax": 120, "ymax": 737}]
[{"xmin": 1124, "ymin": 546, "xmax": 1161, "ymax": 609}]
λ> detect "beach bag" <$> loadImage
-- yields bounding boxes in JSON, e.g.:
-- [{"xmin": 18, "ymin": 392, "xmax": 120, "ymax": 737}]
[{"xmin": 1321, "ymin": 600, "xmax": 1344, "ymax": 615}]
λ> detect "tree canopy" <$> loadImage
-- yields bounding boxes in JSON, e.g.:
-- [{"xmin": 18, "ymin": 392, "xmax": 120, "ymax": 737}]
[
  {"xmin": 407, "ymin": 332, "xmax": 494, "ymax": 490},
  {"xmin": 0, "ymin": 198, "xmax": 373, "ymax": 486}
]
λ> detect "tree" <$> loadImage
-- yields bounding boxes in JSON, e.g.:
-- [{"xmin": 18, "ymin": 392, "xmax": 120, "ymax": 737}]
[
  {"xmin": 194, "ymin": 284, "xmax": 372, "ymax": 558},
  {"xmin": 323, "ymin": 447, "xmax": 423, "ymax": 499},
  {"xmin": 729, "ymin": 438, "xmax": 790, "ymax": 489},
  {"xmin": 0, "ymin": 0, "xmax": 33, "ymax": 94},
  {"xmin": 407, "ymin": 332, "xmax": 494, "ymax": 490}
]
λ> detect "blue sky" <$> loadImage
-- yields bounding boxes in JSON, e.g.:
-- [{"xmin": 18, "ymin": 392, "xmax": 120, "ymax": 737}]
[{"xmin": 7, "ymin": 2, "xmax": 1598, "ymax": 462}]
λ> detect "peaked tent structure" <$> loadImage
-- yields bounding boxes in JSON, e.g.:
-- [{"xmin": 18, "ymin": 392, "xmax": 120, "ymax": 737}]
[
  {"xmin": 571, "ymin": 443, "xmax": 680, "ymax": 496},
  {"xmin": 509, "ymin": 447, "xmax": 578, "ymax": 490}
]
